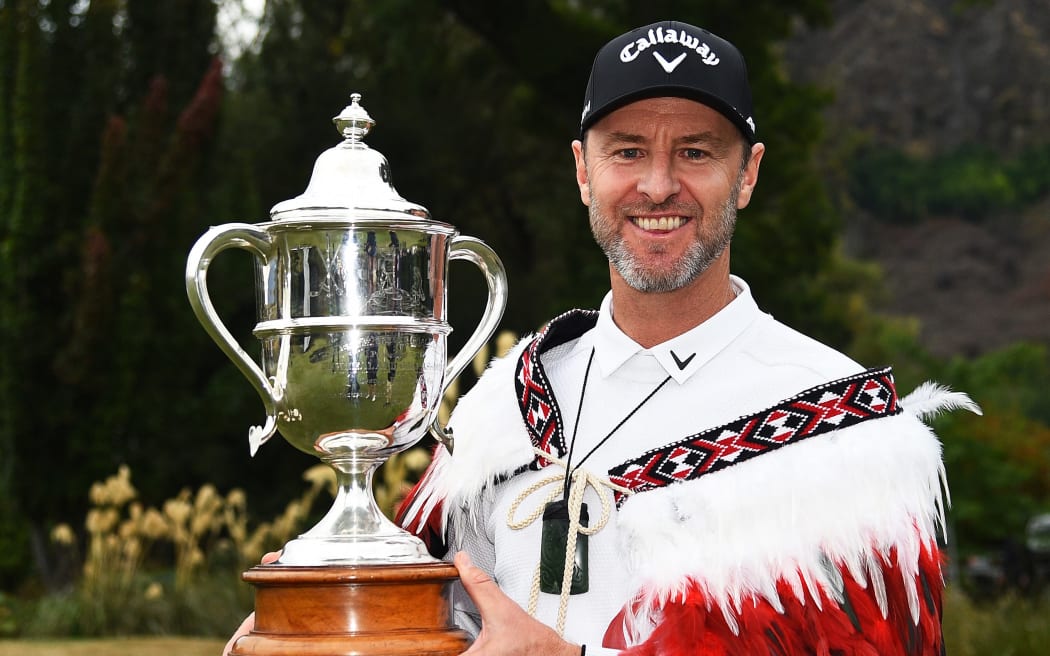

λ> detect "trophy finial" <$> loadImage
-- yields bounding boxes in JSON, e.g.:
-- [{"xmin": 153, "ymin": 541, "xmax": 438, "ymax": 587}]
[
  {"xmin": 272, "ymin": 91, "xmax": 430, "ymax": 220},
  {"xmin": 333, "ymin": 92, "xmax": 375, "ymax": 143}
]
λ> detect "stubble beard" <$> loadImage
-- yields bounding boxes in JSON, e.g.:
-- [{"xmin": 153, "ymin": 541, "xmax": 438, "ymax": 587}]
[{"xmin": 588, "ymin": 177, "xmax": 742, "ymax": 294}]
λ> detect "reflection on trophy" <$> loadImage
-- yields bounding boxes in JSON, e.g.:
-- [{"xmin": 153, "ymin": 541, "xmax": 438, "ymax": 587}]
[{"xmin": 186, "ymin": 93, "xmax": 506, "ymax": 654}]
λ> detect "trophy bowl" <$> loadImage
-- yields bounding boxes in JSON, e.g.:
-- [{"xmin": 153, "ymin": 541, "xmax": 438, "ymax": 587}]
[{"xmin": 186, "ymin": 94, "xmax": 506, "ymax": 566}]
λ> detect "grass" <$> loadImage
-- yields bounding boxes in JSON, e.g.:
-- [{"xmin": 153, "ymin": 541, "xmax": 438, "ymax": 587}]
[
  {"xmin": 0, "ymin": 637, "xmax": 225, "ymax": 655},
  {"xmin": 942, "ymin": 585, "xmax": 1050, "ymax": 656},
  {"xmin": 0, "ymin": 587, "xmax": 1046, "ymax": 656}
]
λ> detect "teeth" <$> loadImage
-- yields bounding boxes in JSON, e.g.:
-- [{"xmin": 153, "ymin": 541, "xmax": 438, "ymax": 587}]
[{"xmin": 635, "ymin": 217, "xmax": 685, "ymax": 231}]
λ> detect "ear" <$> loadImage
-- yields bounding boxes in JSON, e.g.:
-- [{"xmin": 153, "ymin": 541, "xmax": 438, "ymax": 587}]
[
  {"xmin": 571, "ymin": 139, "xmax": 590, "ymax": 206},
  {"xmin": 735, "ymin": 142, "xmax": 765, "ymax": 210}
]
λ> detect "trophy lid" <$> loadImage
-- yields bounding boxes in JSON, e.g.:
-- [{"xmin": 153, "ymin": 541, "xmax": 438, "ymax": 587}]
[{"xmin": 269, "ymin": 93, "xmax": 431, "ymax": 221}]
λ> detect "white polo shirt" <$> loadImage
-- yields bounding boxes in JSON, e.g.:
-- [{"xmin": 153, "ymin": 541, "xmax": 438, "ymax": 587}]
[{"xmin": 452, "ymin": 276, "xmax": 864, "ymax": 653}]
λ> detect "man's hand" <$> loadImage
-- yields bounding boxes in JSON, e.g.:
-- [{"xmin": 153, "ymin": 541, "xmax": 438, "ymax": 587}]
[
  {"xmin": 221, "ymin": 612, "xmax": 255, "ymax": 656},
  {"xmin": 221, "ymin": 551, "xmax": 281, "ymax": 656},
  {"xmin": 454, "ymin": 551, "xmax": 580, "ymax": 656}
]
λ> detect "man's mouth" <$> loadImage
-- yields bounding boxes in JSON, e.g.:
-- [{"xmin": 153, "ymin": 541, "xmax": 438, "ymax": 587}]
[{"xmin": 631, "ymin": 216, "xmax": 689, "ymax": 231}]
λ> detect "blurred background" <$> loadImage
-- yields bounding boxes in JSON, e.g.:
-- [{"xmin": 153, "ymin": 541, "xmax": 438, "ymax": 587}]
[{"xmin": 1, "ymin": 0, "xmax": 1047, "ymax": 652}]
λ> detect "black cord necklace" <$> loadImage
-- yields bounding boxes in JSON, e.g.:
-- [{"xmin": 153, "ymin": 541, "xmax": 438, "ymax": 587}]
[
  {"xmin": 540, "ymin": 346, "xmax": 673, "ymax": 595},
  {"xmin": 561, "ymin": 347, "xmax": 673, "ymax": 499}
]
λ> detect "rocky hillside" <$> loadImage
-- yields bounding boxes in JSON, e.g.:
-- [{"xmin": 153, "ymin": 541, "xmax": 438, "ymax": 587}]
[{"xmin": 784, "ymin": 0, "xmax": 1050, "ymax": 357}]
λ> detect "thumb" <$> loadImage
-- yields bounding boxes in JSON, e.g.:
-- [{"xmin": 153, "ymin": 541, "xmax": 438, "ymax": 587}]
[
  {"xmin": 222, "ymin": 611, "xmax": 255, "ymax": 656},
  {"xmin": 261, "ymin": 550, "xmax": 281, "ymax": 564},
  {"xmin": 454, "ymin": 551, "xmax": 577, "ymax": 656},
  {"xmin": 454, "ymin": 551, "xmax": 504, "ymax": 615}
]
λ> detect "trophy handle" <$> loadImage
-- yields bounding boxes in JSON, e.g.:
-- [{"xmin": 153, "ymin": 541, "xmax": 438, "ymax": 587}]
[
  {"xmin": 431, "ymin": 236, "xmax": 508, "ymax": 453},
  {"xmin": 186, "ymin": 223, "xmax": 278, "ymax": 456}
]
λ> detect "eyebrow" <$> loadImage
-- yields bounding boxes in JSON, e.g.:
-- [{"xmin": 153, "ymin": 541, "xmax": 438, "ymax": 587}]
[
  {"xmin": 604, "ymin": 131, "xmax": 646, "ymax": 144},
  {"xmin": 601, "ymin": 130, "xmax": 731, "ymax": 150},
  {"xmin": 677, "ymin": 131, "xmax": 730, "ymax": 148}
]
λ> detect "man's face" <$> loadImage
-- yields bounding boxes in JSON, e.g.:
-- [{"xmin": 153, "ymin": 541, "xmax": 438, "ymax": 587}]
[{"xmin": 572, "ymin": 97, "xmax": 764, "ymax": 293}]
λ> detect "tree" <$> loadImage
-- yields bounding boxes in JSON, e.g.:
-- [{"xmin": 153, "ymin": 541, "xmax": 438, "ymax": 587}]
[
  {"xmin": 3, "ymin": 0, "xmax": 871, "ymax": 593},
  {"xmin": 229, "ymin": 0, "xmax": 842, "ymax": 339},
  {"xmin": 0, "ymin": 0, "xmax": 227, "ymax": 588},
  {"xmin": 939, "ymin": 343, "xmax": 1050, "ymax": 553}
]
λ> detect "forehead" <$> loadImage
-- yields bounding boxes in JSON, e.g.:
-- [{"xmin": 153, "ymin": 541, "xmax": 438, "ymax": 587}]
[{"xmin": 589, "ymin": 97, "xmax": 739, "ymax": 141}]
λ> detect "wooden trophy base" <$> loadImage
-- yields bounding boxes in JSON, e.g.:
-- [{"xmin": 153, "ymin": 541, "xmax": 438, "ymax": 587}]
[{"xmin": 230, "ymin": 561, "xmax": 470, "ymax": 656}]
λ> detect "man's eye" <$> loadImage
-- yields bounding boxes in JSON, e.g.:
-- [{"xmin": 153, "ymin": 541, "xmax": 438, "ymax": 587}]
[
  {"xmin": 683, "ymin": 148, "xmax": 706, "ymax": 159},
  {"xmin": 618, "ymin": 148, "xmax": 641, "ymax": 159}
]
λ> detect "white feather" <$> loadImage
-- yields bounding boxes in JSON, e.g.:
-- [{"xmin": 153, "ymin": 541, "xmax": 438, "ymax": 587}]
[
  {"xmin": 901, "ymin": 382, "xmax": 982, "ymax": 420},
  {"xmin": 865, "ymin": 551, "xmax": 889, "ymax": 619},
  {"xmin": 845, "ymin": 552, "xmax": 868, "ymax": 589},
  {"xmin": 432, "ymin": 362, "xmax": 971, "ymax": 635},
  {"xmin": 617, "ymin": 405, "xmax": 951, "ymax": 628},
  {"xmin": 721, "ymin": 603, "xmax": 741, "ymax": 635},
  {"xmin": 906, "ymin": 573, "xmax": 921, "ymax": 625},
  {"xmin": 821, "ymin": 552, "xmax": 846, "ymax": 605},
  {"xmin": 402, "ymin": 336, "xmax": 538, "ymax": 542},
  {"xmin": 784, "ymin": 567, "xmax": 806, "ymax": 605},
  {"xmin": 801, "ymin": 566, "xmax": 824, "ymax": 611},
  {"xmin": 758, "ymin": 575, "xmax": 785, "ymax": 613}
]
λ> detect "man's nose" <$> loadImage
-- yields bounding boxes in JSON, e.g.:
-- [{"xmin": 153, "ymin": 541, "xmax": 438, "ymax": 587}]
[{"xmin": 636, "ymin": 157, "xmax": 681, "ymax": 204}]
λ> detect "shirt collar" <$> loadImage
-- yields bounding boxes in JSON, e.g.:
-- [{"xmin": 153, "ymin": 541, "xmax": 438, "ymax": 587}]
[{"xmin": 578, "ymin": 276, "xmax": 762, "ymax": 384}]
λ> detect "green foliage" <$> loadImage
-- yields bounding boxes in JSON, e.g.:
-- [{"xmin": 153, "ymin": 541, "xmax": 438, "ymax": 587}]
[
  {"xmin": 0, "ymin": 592, "xmax": 16, "ymax": 638},
  {"xmin": 846, "ymin": 312, "xmax": 940, "ymax": 392},
  {"xmin": 8, "ymin": 0, "xmax": 1042, "ymax": 621},
  {"xmin": 942, "ymin": 409, "xmax": 1049, "ymax": 551},
  {"xmin": 0, "ymin": 508, "xmax": 29, "ymax": 598},
  {"xmin": 13, "ymin": 453, "xmax": 428, "ymax": 638},
  {"xmin": 0, "ymin": 638, "xmax": 224, "ymax": 655},
  {"xmin": 226, "ymin": 0, "xmax": 845, "ymax": 343},
  {"xmin": 942, "ymin": 586, "xmax": 1050, "ymax": 655},
  {"xmin": 943, "ymin": 342, "xmax": 1050, "ymax": 426},
  {"xmin": 0, "ymin": 0, "xmax": 307, "ymax": 591},
  {"xmin": 935, "ymin": 344, "xmax": 1050, "ymax": 551},
  {"xmin": 853, "ymin": 322, "xmax": 1050, "ymax": 555},
  {"xmin": 848, "ymin": 143, "xmax": 1050, "ymax": 223},
  {"xmin": 18, "ymin": 465, "xmax": 300, "ymax": 637},
  {"xmin": 21, "ymin": 574, "xmax": 248, "ymax": 638},
  {"xmin": 0, "ymin": 0, "xmax": 52, "ymax": 589}
]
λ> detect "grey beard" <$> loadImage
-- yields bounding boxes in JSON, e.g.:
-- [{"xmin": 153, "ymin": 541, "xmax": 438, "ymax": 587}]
[{"xmin": 589, "ymin": 184, "xmax": 740, "ymax": 294}]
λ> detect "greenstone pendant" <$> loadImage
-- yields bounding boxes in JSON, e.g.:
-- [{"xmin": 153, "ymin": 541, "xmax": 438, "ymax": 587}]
[{"xmin": 539, "ymin": 499, "xmax": 589, "ymax": 595}]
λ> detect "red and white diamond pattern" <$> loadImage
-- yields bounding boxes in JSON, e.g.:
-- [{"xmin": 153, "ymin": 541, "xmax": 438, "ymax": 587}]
[
  {"xmin": 607, "ymin": 370, "xmax": 900, "ymax": 504},
  {"xmin": 512, "ymin": 313, "xmax": 900, "ymax": 506}
]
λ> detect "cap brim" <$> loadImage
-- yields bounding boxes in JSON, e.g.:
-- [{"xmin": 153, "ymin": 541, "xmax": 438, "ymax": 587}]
[{"xmin": 581, "ymin": 86, "xmax": 756, "ymax": 145}]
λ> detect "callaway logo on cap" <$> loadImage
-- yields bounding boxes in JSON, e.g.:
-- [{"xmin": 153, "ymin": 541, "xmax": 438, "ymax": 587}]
[{"xmin": 580, "ymin": 20, "xmax": 757, "ymax": 144}]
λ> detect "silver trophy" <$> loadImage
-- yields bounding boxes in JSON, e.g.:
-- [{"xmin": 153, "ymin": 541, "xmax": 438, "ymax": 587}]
[{"xmin": 186, "ymin": 94, "xmax": 507, "ymax": 566}]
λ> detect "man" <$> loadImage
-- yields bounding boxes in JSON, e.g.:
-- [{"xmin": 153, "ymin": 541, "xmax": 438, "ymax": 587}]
[
  {"xmin": 396, "ymin": 19, "xmax": 978, "ymax": 656},
  {"xmin": 224, "ymin": 20, "xmax": 977, "ymax": 656}
]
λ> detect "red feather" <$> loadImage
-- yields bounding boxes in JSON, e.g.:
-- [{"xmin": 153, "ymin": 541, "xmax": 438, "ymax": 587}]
[
  {"xmin": 614, "ymin": 538, "xmax": 945, "ymax": 655},
  {"xmin": 394, "ymin": 449, "xmax": 448, "ymax": 558}
]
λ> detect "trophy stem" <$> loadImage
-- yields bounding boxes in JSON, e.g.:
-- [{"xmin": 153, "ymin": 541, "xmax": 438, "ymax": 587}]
[
  {"xmin": 277, "ymin": 453, "xmax": 435, "ymax": 565},
  {"xmin": 310, "ymin": 454, "xmax": 393, "ymax": 538}
]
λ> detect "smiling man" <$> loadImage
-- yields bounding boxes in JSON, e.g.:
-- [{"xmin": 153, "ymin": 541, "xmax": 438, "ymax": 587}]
[
  {"xmin": 225, "ymin": 19, "xmax": 977, "ymax": 656},
  {"xmin": 396, "ymin": 21, "xmax": 980, "ymax": 656},
  {"xmin": 574, "ymin": 96, "xmax": 760, "ymax": 348}
]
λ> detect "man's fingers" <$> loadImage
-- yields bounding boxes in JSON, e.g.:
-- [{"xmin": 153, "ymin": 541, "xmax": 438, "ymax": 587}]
[
  {"xmin": 454, "ymin": 551, "xmax": 499, "ymax": 600},
  {"xmin": 223, "ymin": 550, "xmax": 274, "ymax": 655},
  {"xmin": 453, "ymin": 551, "xmax": 578, "ymax": 656},
  {"xmin": 454, "ymin": 551, "xmax": 515, "ymax": 623},
  {"xmin": 454, "ymin": 551, "xmax": 491, "ymax": 585},
  {"xmin": 222, "ymin": 611, "xmax": 255, "ymax": 656},
  {"xmin": 261, "ymin": 550, "xmax": 281, "ymax": 564}
]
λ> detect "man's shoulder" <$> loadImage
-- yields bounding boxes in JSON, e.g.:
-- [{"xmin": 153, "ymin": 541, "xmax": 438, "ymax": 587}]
[{"xmin": 741, "ymin": 314, "xmax": 865, "ymax": 381}]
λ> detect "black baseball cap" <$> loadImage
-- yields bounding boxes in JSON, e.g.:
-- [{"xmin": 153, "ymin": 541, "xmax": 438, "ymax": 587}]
[{"xmin": 580, "ymin": 21, "xmax": 757, "ymax": 144}]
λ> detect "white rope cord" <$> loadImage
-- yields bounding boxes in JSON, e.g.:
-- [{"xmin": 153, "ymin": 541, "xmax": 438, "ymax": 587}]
[{"xmin": 506, "ymin": 446, "xmax": 634, "ymax": 636}]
